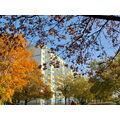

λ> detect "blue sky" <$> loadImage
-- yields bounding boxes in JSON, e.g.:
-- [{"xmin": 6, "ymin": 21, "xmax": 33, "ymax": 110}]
[{"xmin": 0, "ymin": 15, "xmax": 119, "ymax": 74}]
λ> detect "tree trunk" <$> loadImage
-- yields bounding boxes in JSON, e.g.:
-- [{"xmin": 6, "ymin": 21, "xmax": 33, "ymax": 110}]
[
  {"xmin": 55, "ymin": 91, "xmax": 57, "ymax": 105},
  {"xmin": 17, "ymin": 100, "xmax": 20, "ymax": 104},
  {"xmin": 25, "ymin": 100, "xmax": 28, "ymax": 105},
  {"xmin": 65, "ymin": 97, "xmax": 67, "ymax": 105}
]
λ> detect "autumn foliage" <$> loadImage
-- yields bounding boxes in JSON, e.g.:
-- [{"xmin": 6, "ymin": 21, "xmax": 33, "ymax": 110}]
[
  {"xmin": 0, "ymin": 15, "xmax": 120, "ymax": 75},
  {"xmin": 13, "ymin": 64, "xmax": 53, "ymax": 105},
  {"xmin": 0, "ymin": 33, "xmax": 38, "ymax": 104},
  {"xmin": 89, "ymin": 55, "xmax": 120, "ymax": 100}
]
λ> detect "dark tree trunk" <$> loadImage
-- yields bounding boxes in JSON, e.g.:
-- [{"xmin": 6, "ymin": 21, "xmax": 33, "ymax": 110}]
[
  {"xmin": 65, "ymin": 97, "xmax": 67, "ymax": 105},
  {"xmin": 12, "ymin": 99, "xmax": 16, "ymax": 104},
  {"xmin": 55, "ymin": 91, "xmax": 57, "ymax": 105},
  {"xmin": 25, "ymin": 100, "xmax": 28, "ymax": 105},
  {"xmin": 17, "ymin": 100, "xmax": 20, "ymax": 104}
]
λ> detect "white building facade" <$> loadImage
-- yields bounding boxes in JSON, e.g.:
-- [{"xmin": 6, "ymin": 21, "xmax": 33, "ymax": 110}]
[{"xmin": 31, "ymin": 45, "xmax": 73, "ymax": 105}]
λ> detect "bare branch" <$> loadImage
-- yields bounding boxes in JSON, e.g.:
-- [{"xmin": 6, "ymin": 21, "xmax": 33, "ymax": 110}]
[{"xmin": 83, "ymin": 15, "xmax": 120, "ymax": 22}]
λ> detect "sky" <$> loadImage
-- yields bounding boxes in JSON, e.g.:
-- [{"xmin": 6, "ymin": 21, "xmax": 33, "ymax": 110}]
[{"xmin": 0, "ymin": 15, "xmax": 119, "ymax": 75}]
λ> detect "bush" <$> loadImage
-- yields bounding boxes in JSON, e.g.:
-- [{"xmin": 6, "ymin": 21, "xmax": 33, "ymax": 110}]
[{"xmin": 114, "ymin": 100, "xmax": 120, "ymax": 105}]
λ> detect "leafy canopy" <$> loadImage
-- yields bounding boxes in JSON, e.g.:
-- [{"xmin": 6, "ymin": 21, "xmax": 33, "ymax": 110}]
[{"xmin": 0, "ymin": 33, "xmax": 37, "ymax": 103}]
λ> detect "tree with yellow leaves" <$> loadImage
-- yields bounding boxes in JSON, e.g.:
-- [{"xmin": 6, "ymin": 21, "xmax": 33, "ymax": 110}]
[
  {"xmin": 13, "ymin": 64, "xmax": 53, "ymax": 105},
  {"xmin": 57, "ymin": 74, "xmax": 74, "ymax": 104},
  {"xmin": 0, "ymin": 33, "xmax": 37, "ymax": 104},
  {"xmin": 72, "ymin": 75, "xmax": 93, "ymax": 104},
  {"xmin": 89, "ymin": 54, "xmax": 120, "ymax": 102},
  {"xmin": 57, "ymin": 74, "xmax": 93, "ymax": 105}
]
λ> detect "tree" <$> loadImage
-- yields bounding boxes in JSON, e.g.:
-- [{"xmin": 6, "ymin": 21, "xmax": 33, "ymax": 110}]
[
  {"xmin": 71, "ymin": 75, "xmax": 93, "ymax": 104},
  {"xmin": 13, "ymin": 81, "xmax": 53, "ymax": 105},
  {"xmin": 13, "ymin": 62, "xmax": 53, "ymax": 105},
  {"xmin": 0, "ymin": 33, "xmax": 37, "ymax": 104},
  {"xmin": 89, "ymin": 54, "xmax": 120, "ymax": 101},
  {"xmin": 0, "ymin": 15, "xmax": 120, "ymax": 75},
  {"xmin": 57, "ymin": 74, "xmax": 93, "ymax": 104},
  {"xmin": 42, "ymin": 85, "xmax": 53, "ymax": 101},
  {"xmin": 90, "ymin": 80, "xmax": 113, "ymax": 102},
  {"xmin": 57, "ymin": 74, "xmax": 74, "ymax": 104}
]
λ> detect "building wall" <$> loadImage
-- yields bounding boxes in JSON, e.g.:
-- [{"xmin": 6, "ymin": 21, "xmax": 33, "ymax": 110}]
[{"xmin": 31, "ymin": 45, "xmax": 73, "ymax": 104}]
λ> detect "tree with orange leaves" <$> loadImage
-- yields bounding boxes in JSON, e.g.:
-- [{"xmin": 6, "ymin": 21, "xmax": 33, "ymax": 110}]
[
  {"xmin": 13, "ymin": 63, "xmax": 53, "ymax": 105},
  {"xmin": 0, "ymin": 33, "xmax": 37, "ymax": 104}
]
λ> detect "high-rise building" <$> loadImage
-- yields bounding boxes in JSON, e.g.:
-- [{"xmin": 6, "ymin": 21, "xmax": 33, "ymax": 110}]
[{"xmin": 30, "ymin": 45, "xmax": 73, "ymax": 104}]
